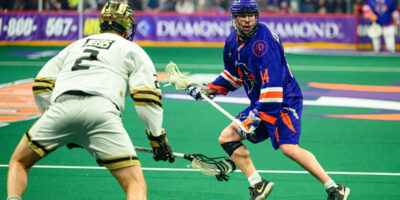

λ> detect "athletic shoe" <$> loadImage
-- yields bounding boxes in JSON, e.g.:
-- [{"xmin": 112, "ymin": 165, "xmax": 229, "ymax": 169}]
[
  {"xmin": 249, "ymin": 178, "xmax": 274, "ymax": 200},
  {"xmin": 326, "ymin": 184, "xmax": 350, "ymax": 200}
]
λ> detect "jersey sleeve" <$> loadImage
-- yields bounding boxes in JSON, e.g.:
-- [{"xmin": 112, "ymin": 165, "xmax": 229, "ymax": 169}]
[
  {"xmin": 128, "ymin": 46, "xmax": 163, "ymax": 137},
  {"xmin": 254, "ymin": 38, "xmax": 285, "ymax": 127},
  {"xmin": 33, "ymin": 47, "xmax": 68, "ymax": 113},
  {"xmin": 207, "ymin": 43, "xmax": 243, "ymax": 95}
]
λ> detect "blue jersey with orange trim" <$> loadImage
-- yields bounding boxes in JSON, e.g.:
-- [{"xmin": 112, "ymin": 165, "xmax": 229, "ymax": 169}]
[
  {"xmin": 208, "ymin": 23, "xmax": 303, "ymax": 129},
  {"xmin": 365, "ymin": 0, "xmax": 396, "ymax": 26}
]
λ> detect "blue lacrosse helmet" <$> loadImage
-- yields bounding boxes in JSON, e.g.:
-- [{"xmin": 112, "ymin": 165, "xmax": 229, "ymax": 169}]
[{"xmin": 230, "ymin": 0, "xmax": 259, "ymax": 39}]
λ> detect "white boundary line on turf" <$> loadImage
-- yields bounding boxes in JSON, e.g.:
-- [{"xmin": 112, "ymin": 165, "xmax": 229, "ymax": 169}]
[
  {"xmin": 1, "ymin": 61, "xmax": 399, "ymax": 72},
  {"xmin": 0, "ymin": 164, "xmax": 399, "ymax": 176},
  {"xmin": 154, "ymin": 64, "xmax": 400, "ymax": 72}
]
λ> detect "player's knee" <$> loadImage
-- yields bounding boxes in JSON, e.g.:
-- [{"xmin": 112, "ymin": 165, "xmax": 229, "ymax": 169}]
[
  {"xmin": 218, "ymin": 124, "xmax": 241, "ymax": 145},
  {"xmin": 9, "ymin": 159, "xmax": 29, "ymax": 171},
  {"xmin": 280, "ymin": 144, "xmax": 298, "ymax": 160},
  {"xmin": 221, "ymin": 141, "xmax": 243, "ymax": 156},
  {"xmin": 218, "ymin": 131, "xmax": 229, "ymax": 145},
  {"xmin": 218, "ymin": 135, "xmax": 227, "ymax": 144},
  {"xmin": 125, "ymin": 179, "xmax": 147, "ymax": 200}
]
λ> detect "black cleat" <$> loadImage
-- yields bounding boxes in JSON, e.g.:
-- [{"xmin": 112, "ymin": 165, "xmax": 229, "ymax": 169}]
[
  {"xmin": 326, "ymin": 184, "xmax": 350, "ymax": 200},
  {"xmin": 249, "ymin": 179, "xmax": 274, "ymax": 200}
]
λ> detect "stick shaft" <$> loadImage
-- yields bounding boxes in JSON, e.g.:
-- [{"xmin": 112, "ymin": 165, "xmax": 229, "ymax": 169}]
[
  {"xmin": 134, "ymin": 146, "xmax": 185, "ymax": 158},
  {"xmin": 200, "ymin": 93, "xmax": 241, "ymax": 126},
  {"xmin": 166, "ymin": 62, "xmax": 241, "ymax": 126}
]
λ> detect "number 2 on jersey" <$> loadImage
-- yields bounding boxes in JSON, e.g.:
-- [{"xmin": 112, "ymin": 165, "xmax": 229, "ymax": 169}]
[{"xmin": 72, "ymin": 49, "xmax": 99, "ymax": 71}]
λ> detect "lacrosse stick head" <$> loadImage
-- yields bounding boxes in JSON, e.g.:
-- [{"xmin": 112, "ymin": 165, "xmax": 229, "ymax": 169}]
[
  {"xmin": 187, "ymin": 154, "xmax": 236, "ymax": 181},
  {"xmin": 368, "ymin": 22, "xmax": 383, "ymax": 38},
  {"xmin": 165, "ymin": 62, "xmax": 191, "ymax": 90}
]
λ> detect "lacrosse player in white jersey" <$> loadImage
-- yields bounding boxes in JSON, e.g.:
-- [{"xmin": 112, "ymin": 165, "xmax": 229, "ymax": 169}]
[{"xmin": 7, "ymin": 1, "xmax": 174, "ymax": 200}]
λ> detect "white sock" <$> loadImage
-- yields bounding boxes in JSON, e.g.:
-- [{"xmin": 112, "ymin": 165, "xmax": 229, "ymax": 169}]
[
  {"xmin": 248, "ymin": 171, "xmax": 263, "ymax": 186},
  {"xmin": 324, "ymin": 179, "xmax": 338, "ymax": 189},
  {"xmin": 7, "ymin": 195, "xmax": 22, "ymax": 200}
]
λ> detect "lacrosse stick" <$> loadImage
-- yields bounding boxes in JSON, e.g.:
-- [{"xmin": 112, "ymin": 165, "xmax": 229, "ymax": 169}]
[
  {"xmin": 367, "ymin": 22, "xmax": 383, "ymax": 38},
  {"xmin": 165, "ymin": 62, "xmax": 241, "ymax": 126},
  {"xmin": 134, "ymin": 146, "xmax": 236, "ymax": 181}
]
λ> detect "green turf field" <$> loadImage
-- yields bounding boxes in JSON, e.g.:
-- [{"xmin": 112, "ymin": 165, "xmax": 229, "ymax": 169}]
[{"xmin": 0, "ymin": 46, "xmax": 399, "ymax": 199}]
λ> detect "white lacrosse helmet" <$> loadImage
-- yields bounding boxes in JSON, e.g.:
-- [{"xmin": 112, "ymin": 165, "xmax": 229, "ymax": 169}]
[{"xmin": 367, "ymin": 22, "xmax": 383, "ymax": 38}]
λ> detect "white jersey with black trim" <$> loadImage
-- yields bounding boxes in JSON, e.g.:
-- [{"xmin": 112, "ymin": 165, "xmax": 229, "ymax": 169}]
[{"xmin": 35, "ymin": 33, "xmax": 164, "ymax": 136}]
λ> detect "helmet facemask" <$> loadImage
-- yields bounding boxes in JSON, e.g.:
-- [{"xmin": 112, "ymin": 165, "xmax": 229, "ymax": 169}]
[
  {"xmin": 99, "ymin": 1, "xmax": 137, "ymax": 41},
  {"xmin": 230, "ymin": 0, "xmax": 259, "ymax": 40}
]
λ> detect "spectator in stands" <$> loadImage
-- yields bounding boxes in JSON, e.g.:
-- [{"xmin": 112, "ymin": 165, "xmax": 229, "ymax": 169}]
[
  {"xmin": 215, "ymin": 0, "xmax": 230, "ymax": 12},
  {"xmin": 256, "ymin": 0, "xmax": 268, "ymax": 12},
  {"xmin": 258, "ymin": 0, "xmax": 292, "ymax": 13},
  {"xmin": 175, "ymin": 0, "xmax": 196, "ymax": 13},
  {"xmin": 42, "ymin": 0, "xmax": 71, "ymax": 10},
  {"xmin": 289, "ymin": 0, "xmax": 299, "ymax": 12},
  {"xmin": 67, "ymin": 0, "xmax": 78, "ymax": 9},
  {"xmin": 12, "ymin": 0, "xmax": 37, "ymax": 10},
  {"xmin": 317, "ymin": 0, "xmax": 328, "ymax": 13},
  {"xmin": 316, "ymin": 0, "xmax": 342, "ymax": 14},
  {"xmin": 300, "ymin": 0, "xmax": 317, "ymax": 12},
  {"xmin": 128, "ymin": 0, "xmax": 144, "ymax": 11},
  {"xmin": 161, "ymin": 0, "xmax": 177, "ymax": 11},
  {"xmin": 144, "ymin": 0, "xmax": 161, "ymax": 11},
  {"xmin": 335, "ymin": 0, "xmax": 346, "ymax": 13},
  {"xmin": 97, "ymin": 0, "xmax": 107, "ymax": 9},
  {"xmin": 197, "ymin": 0, "xmax": 216, "ymax": 12},
  {"xmin": 324, "ymin": 0, "xmax": 336, "ymax": 13},
  {"xmin": 352, "ymin": 0, "xmax": 364, "ymax": 14},
  {"xmin": 282, "ymin": 0, "xmax": 292, "ymax": 13},
  {"xmin": 266, "ymin": 0, "xmax": 284, "ymax": 12},
  {"xmin": 0, "ymin": 0, "xmax": 14, "ymax": 10},
  {"xmin": 84, "ymin": 0, "xmax": 98, "ymax": 10}
]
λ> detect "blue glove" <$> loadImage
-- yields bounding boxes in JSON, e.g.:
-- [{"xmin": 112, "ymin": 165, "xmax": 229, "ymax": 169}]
[
  {"xmin": 186, "ymin": 82, "xmax": 215, "ymax": 101},
  {"xmin": 238, "ymin": 109, "xmax": 262, "ymax": 139}
]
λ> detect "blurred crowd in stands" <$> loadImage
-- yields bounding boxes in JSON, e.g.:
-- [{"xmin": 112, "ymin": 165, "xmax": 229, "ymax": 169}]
[{"xmin": 0, "ymin": 0, "xmax": 397, "ymax": 14}]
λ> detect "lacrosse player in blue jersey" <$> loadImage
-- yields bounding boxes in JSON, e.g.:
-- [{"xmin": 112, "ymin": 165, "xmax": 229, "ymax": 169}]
[
  {"xmin": 363, "ymin": 0, "xmax": 399, "ymax": 53},
  {"xmin": 186, "ymin": 0, "xmax": 350, "ymax": 199}
]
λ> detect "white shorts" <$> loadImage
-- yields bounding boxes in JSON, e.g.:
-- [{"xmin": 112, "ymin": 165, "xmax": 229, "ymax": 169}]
[{"xmin": 23, "ymin": 94, "xmax": 140, "ymax": 170}]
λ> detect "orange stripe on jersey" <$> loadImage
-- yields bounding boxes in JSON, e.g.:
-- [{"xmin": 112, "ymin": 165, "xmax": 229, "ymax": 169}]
[
  {"xmin": 259, "ymin": 91, "xmax": 283, "ymax": 100},
  {"xmin": 280, "ymin": 111, "xmax": 296, "ymax": 133},
  {"xmin": 259, "ymin": 112, "xmax": 277, "ymax": 124},
  {"xmin": 206, "ymin": 83, "xmax": 228, "ymax": 95},
  {"xmin": 287, "ymin": 64, "xmax": 294, "ymax": 77},
  {"xmin": 222, "ymin": 71, "xmax": 243, "ymax": 87},
  {"xmin": 274, "ymin": 127, "xmax": 279, "ymax": 142}
]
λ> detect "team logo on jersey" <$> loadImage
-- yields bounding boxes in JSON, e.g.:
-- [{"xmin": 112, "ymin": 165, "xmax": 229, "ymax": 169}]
[
  {"xmin": 236, "ymin": 62, "xmax": 256, "ymax": 92},
  {"xmin": 252, "ymin": 40, "xmax": 268, "ymax": 57},
  {"xmin": 83, "ymin": 39, "xmax": 115, "ymax": 49}
]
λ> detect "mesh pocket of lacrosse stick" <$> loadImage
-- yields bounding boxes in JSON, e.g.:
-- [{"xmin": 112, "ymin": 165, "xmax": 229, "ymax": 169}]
[
  {"xmin": 187, "ymin": 154, "xmax": 236, "ymax": 181},
  {"xmin": 165, "ymin": 61, "xmax": 191, "ymax": 90},
  {"xmin": 368, "ymin": 22, "xmax": 383, "ymax": 38}
]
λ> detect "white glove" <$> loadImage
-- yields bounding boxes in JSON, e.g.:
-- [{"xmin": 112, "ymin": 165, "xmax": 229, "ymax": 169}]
[
  {"xmin": 186, "ymin": 82, "xmax": 215, "ymax": 101},
  {"xmin": 238, "ymin": 109, "xmax": 262, "ymax": 138}
]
